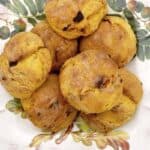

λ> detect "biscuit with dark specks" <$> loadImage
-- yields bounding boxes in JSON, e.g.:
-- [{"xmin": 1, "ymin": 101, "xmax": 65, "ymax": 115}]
[
  {"xmin": 60, "ymin": 50, "xmax": 123, "ymax": 114},
  {"xmin": 80, "ymin": 16, "xmax": 137, "ymax": 67},
  {"xmin": 45, "ymin": 0, "xmax": 107, "ymax": 39},
  {"xmin": 81, "ymin": 68, "xmax": 143, "ymax": 133},
  {"xmin": 21, "ymin": 74, "xmax": 77, "ymax": 132},
  {"xmin": 81, "ymin": 95, "xmax": 136, "ymax": 133}
]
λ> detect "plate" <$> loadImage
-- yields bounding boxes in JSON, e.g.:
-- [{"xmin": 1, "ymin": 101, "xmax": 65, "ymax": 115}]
[{"xmin": 0, "ymin": 0, "xmax": 150, "ymax": 150}]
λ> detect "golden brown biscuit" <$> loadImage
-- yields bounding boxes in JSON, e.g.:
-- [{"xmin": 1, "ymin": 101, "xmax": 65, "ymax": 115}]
[
  {"xmin": 21, "ymin": 74, "xmax": 77, "ymax": 132},
  {"xmin": 60, "ymin": 50, "xmax": 122, "ymax": 114},
  {"xmin": 81, "ymin": 68, "xmax": 143, "ymax": 133},
  {"xmin": 119, "ymin": 68, "xmax": 143, "ymax": 104},
  {"xmin": 81, "ymin": 95, "xmax": 136, "ymax": 133},
  {"xmin": 80, "ymin": 16, "xmax": 137, "ymax": 67},
  {"xmin": 45, "ymin": 0, "xmax": 107, "ymax": 39},
  {"xmin": 32, "ymin": 21, "xmax": 78, "ymax": 71},
  {"xmin": 4, "ymin": 32, "xmax": 44, "ymax": 62},
  {"xmin": 0, "ymin": 32, "xmax": 52, "ymax": 99}
]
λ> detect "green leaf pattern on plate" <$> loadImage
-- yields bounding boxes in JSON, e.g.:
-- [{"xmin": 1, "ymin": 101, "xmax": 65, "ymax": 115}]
[
  {"xmin": 5, "ymin": 98, "xmax": 27, "ymax": 119},
  {"xmin": 35, "ymin": 0, "xmax": 47, "ymax": 13},
  {"xmin": 23, "ymin": 0, "xmax": 37, "ymax": 16},
  {"xmin": 0, "ymin": 0, "xmax": 46, "ymax": 28},
  {"xmin": 145, "ymin": 45, "xmax": 150, "ymax": 59},
  {"xmin": 0, "ymin": 0, "xmax": 9, "ymax": 5},
  {"xmin": 36, "ymin": 14, "xmax": 46, "ymax": 20},
  {"xmin": 136, "ymin": 29, "xmax": 149, "ymax": 39},
  {"xmin": 12, "ymin": 0, "xmax": 28, "ymax": 16},
  {"xmin": 137, "ymin": 44, "xmax": 145, "ymax": 61},
  {"xmin": 6, "ymin": 98, "xmax": 23, "ymax": 113},
  {"xmin": 135, "ymin": 1, "xmax": 144, "ymax": 12},
  {"xmin": 0, "ymin": 26, "xmax": 10, "ymax": 39},
  {"xmin": 107, "ymin": 0, "xmax": 126, "ymax": 12},
  {"xmin": 27, "ymin": 17, "xmax": 37, "ymax": 26}
]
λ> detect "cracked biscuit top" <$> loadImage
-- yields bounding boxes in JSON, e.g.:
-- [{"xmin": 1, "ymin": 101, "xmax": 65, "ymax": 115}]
[
  {"xmin": 0, "ymin": 32, "xmax": 52, "ymax": 99},
  {"xmin": 60, "ymin": 50, "xmax": 123, "ymax": 114},
  {"xmin": 45, "ymin": 0, "xmax": 107, "ymax": 39}
]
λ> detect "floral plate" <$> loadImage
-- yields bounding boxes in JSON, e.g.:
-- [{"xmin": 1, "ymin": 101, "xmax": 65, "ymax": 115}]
[{"xmin": 0, "ymin": 0, "xmax": 150, "ymax": 150}]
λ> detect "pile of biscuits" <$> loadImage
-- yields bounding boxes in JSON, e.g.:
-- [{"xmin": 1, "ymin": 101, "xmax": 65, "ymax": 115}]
[{"xmin": 0, "ymin": 0, "xmax": 143, "ymax": 133}]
